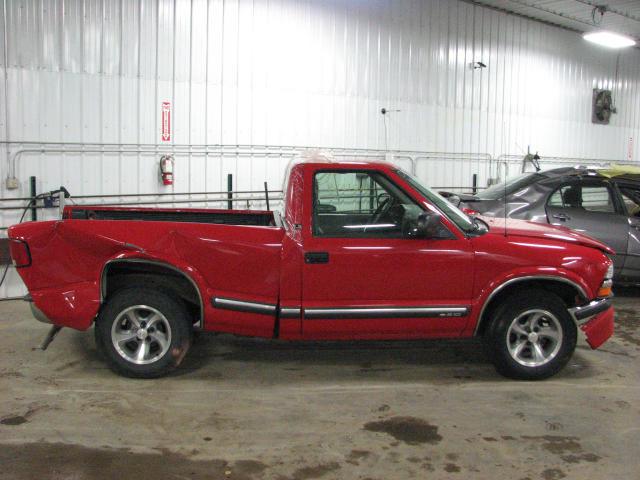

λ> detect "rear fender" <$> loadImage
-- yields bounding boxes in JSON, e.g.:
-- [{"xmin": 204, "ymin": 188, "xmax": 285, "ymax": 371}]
[
  {"xmin": 99, "ymin": 254, "xmax": 207, "ymax": 327},
  {"xmin": 10, "ymin": 221, "xmax": 208, "ymax": 331}
]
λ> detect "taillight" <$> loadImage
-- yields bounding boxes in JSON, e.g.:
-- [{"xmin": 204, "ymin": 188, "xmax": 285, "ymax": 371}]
[
  {"xmin": 462, "ymin": 207, "xmax": 479, "ymax": 216},
  {"xmin": 9, "ymin": 239, "xmax": 31, "ymax": 267}
]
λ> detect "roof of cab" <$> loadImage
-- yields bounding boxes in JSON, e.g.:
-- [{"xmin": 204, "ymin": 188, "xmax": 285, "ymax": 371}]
[
  {"xmin": 281, "ymin": 152, "xmax": 396, "ymax": 191},
  {"xmin": 287, "ymin": 152, "xmax": 394, "ymax": 170}
]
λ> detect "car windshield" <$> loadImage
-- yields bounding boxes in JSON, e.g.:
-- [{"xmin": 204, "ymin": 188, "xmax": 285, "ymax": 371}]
[
  {"xmin": 395, "ymin": 169, "xmax": 476, "ymax": 233},
  {"xmin": 476, "ymin": 172, "xmax": 544, "ymax": 200}
]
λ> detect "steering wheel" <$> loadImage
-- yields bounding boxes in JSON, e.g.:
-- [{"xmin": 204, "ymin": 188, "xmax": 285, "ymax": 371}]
[{"xmin": 370, "ymin": 193, "xmax": 395, "ymax": 224}]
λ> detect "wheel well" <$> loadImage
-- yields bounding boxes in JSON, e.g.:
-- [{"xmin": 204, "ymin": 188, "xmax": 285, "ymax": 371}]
[
  {"xmin": 475, "ymin": 279, "xmax": 584, "ymax": 337},
  {"xmin": 102, "ymin": 261, "xmax": 203, "ymax": 326}
]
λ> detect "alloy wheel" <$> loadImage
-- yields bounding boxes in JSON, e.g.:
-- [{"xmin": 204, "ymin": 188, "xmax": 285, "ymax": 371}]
[
  {"xmin": 506, "ymin": 309, "xmax": 563, "ymax": 367},
  {"xmin": 110, "ymin": 305, "xmax": 172, "ymax": 365}
]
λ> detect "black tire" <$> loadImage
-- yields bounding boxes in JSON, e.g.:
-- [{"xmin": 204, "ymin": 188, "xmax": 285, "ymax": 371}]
[
  {"xmin": 95, "ymin": 288, "xmax": 192, "ymax": 378},
  {"xmin": 483, "ymin": 289, "xmax": 577, "ymax": 380}
]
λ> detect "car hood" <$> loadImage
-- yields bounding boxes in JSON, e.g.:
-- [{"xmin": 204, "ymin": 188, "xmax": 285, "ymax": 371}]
[{"xmin": 480, "ymin": 216, "xmax": 615, "ymax": 254}]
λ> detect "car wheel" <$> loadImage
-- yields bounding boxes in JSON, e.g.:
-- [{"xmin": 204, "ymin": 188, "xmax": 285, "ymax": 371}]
[
  {"xmin": 483, "ymin": 289, "xmax": 577, "ymax": 380},
  {"xmin": 95, "ymin": 288, "xmax": 192, "ymax": 378}
]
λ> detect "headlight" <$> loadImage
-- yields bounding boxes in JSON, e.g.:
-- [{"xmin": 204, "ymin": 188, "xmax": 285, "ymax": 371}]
[
  {"xmin": 605, "ymin": 263, "xmax": 614, "ymax": 280},
  {"xmin": 598, "ymin": 262, "xmax": 614, "ymax": 297}
]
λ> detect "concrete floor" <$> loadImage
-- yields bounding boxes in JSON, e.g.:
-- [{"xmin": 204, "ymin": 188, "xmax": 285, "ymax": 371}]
[{"xmin": 0, "ymin": 292, "xmax": 638, "ymax": 480}]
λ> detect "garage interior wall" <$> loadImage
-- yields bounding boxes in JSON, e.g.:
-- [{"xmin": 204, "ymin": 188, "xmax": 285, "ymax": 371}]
[{"xmin": 1, "ymin": 0, "xmax": 640, "ymax": 296}]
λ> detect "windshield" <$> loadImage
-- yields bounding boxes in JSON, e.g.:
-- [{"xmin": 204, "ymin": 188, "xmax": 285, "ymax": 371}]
[
  {"xmin": 477, "ymin": 172, "xmax": 543, "ymax": 200},
  {"xmin": 395, "ymin": 169, "xmax": 476, "ymax": 233}
]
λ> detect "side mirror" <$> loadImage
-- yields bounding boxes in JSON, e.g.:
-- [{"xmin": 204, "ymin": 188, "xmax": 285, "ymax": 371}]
[
  {"xmin": 414, "ymin": 212, "xmax": 442, "ymax": 238},
  {"xmin": 438, "ymin": 191, "xmax": 461, "ymax": 207},
  {"xmin": 449, "ymin": 194, "xmax": 462, "ymax": 207}
]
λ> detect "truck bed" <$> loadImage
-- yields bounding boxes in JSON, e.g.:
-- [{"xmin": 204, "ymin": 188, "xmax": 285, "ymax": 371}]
[{"xmin": 64, "ymin": 206, "xmax": 276, "ymax": 226}]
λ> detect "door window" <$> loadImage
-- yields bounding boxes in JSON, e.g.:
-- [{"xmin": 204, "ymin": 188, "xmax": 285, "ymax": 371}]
[
  {"xmin": 547, "ymin": 184, "xmax": 615, "ymax": 213},
  {"xmin": 313, "ymin": 171, "xmax": 426, "ymax": 238},
  {"xmin": 619, "ymin": 187, "xmax": 640, "ymax": 217}
]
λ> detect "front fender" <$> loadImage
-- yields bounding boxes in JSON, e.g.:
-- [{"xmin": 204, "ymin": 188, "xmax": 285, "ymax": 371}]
[{"xmin": 466, "ymin": 267, "xmax": 591, "ymax": 337}]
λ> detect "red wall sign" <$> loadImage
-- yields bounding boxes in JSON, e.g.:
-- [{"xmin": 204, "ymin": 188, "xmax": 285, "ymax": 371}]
[{"xmin": 161, "ymin": 101, "xmax": 171, "ymax": 142}]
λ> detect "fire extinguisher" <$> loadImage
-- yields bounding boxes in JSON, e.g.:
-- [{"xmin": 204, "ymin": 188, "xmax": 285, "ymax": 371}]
[{"xmin": 159, "ymin": 155, "xmax": 174, "ymax": 186}]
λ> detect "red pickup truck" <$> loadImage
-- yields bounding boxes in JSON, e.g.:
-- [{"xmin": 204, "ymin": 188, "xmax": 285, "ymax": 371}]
[{"xmin": 8, "ymin": 158, "xmax": 614, "ymax": 380}]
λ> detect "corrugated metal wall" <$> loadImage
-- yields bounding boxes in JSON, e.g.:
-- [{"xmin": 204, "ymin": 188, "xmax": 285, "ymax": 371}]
[
  {"xmin": 1, "ymin": 0, "xmax": 640, "ymax": 296},
  {"xmin": 2, "ymin": 0, "xmax": 640, "ymax": 153}
]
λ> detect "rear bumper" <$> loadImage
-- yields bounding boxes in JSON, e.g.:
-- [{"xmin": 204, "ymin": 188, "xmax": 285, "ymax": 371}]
[
  {"xmin": 569, "ymin": 298, "xmax": 614, "ymax": 350},
  {"xmin": 30, "ymin": 302, "xmax": 52, "ymax": 324}
]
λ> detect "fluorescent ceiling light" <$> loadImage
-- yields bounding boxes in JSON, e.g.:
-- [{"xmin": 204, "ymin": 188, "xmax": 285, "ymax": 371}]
[{"xmin": 583, "ymin": 31, "xmax": 636, "ymax": 49}]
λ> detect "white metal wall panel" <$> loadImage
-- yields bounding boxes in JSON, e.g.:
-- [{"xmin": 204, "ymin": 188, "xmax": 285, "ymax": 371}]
[
  {"xmin": 1, "ymin": 1, "xmax": 638, "ymax": 154},
  {"xmin": 1, "ymin": 0, "xmax": 640, "ymax": 297}
]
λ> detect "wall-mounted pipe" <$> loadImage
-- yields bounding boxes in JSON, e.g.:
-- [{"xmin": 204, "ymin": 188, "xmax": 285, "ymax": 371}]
[
  {"xmin": 491, "ymin": 154, "xmax": 634, "ymax": 183},
  {"xmin": 2, "ymin": 140, "xmax": 496, "ymax": 180}
]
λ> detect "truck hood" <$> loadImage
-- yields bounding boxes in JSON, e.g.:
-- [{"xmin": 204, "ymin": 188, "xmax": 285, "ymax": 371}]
[{"xmin": 481, "ymin": 216, "xmax": 615, "ymax": 254}]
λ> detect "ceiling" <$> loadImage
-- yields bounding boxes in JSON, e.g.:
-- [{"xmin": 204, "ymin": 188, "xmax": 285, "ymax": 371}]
[{"xmin": 471, "ymin": 0, "xmax": 640, "ymax": 44}]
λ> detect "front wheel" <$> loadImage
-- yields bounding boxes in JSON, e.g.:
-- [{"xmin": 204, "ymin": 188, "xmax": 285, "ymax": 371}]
[
  {"xmin": 483, "ymin": 290, "xmax": 577, "ymax": 380},
  {"xmin": 95, "ymin": 288, "xmax": 192, "ymax": 378}
]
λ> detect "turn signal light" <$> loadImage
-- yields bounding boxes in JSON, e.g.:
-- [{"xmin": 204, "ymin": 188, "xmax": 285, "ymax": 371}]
[
  {"xmin": 9, "ymin": 239, "xmax": 31, "ymax": 267},
  {"xmin": 597, "ymin": 279, "xmax": 612, "ymax": 298}
]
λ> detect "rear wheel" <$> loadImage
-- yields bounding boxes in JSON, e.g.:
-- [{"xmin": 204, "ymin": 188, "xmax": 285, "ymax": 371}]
[
  {"xmin": 483, "ymin": 290, "xmax": 577, "ymax": 380},
  {"xmin": 95, "ymin": 288, "xmax": 192, "ymax": 378}
]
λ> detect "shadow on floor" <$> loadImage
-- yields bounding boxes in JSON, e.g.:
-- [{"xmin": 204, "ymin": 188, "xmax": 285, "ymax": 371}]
[{"xmin": 63, "ymin": 325, "xmax": 602, "ymax": 384}]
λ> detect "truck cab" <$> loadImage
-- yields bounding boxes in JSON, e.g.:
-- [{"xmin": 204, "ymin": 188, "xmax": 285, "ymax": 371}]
[{"xmin": 278, "ymin": 160, "xmax": 476, "ymax": 341}]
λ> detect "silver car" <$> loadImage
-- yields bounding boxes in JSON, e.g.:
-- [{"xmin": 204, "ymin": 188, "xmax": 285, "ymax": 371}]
[{"xmin": 446, "ymin": 166, "xmax": 640, "ymax": 284}]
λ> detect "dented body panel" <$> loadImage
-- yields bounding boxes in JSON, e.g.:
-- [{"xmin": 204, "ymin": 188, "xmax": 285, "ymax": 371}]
[{"xmin": 9, "ymin": 219, "xmax": 284, "ymax": 334}]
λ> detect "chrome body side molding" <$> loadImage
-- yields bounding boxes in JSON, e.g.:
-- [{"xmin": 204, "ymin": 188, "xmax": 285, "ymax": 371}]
[
  {"xmin": 280, "ymin": 307, "xmax": 301, "ymax": 318},
  {"xmin": 303, "ymin": 306, "xmax": 469, "ymax": 320},
  {"xmin": 210, "ymin": 298, "xmax": 468, "ymax": 320},
  {"xmin": 212, "ymin": 297, "xmax": 277, "ymax": 315}
]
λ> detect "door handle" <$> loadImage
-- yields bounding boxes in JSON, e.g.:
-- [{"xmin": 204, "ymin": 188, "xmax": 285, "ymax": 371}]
[
  {"xmin": 305, "ymin": 252, "xmax": 329, "ymax": 264},
  {"xmin": 552, "ymin": 213, "xmax": 571, "ymax": 221}
]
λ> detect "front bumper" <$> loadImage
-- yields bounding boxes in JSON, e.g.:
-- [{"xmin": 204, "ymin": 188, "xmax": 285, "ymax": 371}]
[
  {"xmin": 569, "ymin": 297, "xmax": 612, "ymax": 324},
  {"xmin": 569, "ymin": 297, "xmax": 614, "ymax": 350}
]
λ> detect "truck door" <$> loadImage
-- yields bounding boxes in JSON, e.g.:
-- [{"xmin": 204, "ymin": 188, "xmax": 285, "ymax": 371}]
[{"xmin": 300, "ymin": 168, "xmax": 474, "ymax": 340}]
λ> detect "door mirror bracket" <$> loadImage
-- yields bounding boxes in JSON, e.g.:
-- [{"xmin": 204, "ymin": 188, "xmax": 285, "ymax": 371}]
[{"xmin": 409, "ymin": 212, "xmax": 442, "ymax": 238}]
